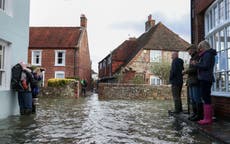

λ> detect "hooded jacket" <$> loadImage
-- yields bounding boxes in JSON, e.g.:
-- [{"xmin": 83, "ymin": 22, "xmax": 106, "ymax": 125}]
[{"xmin": 195, "ymin": 48, "xmax": 217, "ymax": 82}]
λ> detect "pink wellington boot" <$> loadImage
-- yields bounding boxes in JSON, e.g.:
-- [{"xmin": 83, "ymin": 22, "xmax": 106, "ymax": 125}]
[{"xmin": 198, "ymin": 104, "xmax": 212, "ymax": 125}]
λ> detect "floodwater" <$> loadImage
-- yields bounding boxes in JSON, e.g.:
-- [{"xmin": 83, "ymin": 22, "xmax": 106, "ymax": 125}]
[{"xmin": 0, "ymin": 93, "xmax": 214, "ymax": 144}]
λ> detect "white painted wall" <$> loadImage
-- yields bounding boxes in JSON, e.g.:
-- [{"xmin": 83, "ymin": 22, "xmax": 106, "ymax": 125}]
[{"xmin": 0, "ymin": 0, "xmax": 30, "ymax": 119}]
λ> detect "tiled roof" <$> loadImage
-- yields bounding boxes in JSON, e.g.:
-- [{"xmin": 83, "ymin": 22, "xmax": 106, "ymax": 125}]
[
  {"xmin": 29, "ymin": 27, "xmax": 82, "ymax": 48},
  {"xmin": 138, "ymin": 22, "xmax": 189, "ymax": 51}
]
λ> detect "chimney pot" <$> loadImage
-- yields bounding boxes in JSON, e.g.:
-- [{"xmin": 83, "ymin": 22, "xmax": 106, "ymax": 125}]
[
  {"xmin": 80, "ymin": 14, "xmax": 87, "ymax": 28},
  {"xmin": 145, "ymin": 14, "xmax": 155, "ymax": 31}
]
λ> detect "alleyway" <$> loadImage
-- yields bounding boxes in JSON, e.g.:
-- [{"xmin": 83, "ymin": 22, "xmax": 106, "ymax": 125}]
[{"xmin": 0, "ymin": 93, "xmax": 213, "ymax": 144}]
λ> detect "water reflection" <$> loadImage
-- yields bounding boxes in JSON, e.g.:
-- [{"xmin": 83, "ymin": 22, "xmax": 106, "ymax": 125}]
[{"xmin": 0, "ymin": 94, "xmax": 212, "ymax": 144}]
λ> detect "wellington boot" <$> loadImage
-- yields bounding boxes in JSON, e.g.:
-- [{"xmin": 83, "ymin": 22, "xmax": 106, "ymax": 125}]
[{"xmin": 198, "ymin": 104, "xmax": 212, "ymax": 125}]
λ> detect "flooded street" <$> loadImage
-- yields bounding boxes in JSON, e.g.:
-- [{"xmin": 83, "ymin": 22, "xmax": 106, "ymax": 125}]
[{"xmin": 0, "ymin": 94, "xmax": 212, "ymax": 144}]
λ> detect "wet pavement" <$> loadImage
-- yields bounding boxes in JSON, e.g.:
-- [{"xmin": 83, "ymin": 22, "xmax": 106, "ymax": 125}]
[
  {"xmin": 169, "ymin": 111, "xmax": 230, "ymax": 144},
  {"xmin": 0, "ymin": 93, "xmax": 217, "ymax": 144}
]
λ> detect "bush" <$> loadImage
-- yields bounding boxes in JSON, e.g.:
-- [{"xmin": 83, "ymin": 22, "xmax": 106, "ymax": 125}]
[{"xmin": 48, "ymin": 78, "xmax": 77, "ymax": 87}]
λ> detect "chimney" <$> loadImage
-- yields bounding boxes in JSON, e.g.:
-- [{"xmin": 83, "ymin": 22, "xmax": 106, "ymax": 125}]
[
  {"xmin": 145, "ymin": 14, "xmax": 155, "ymax": 31},
  {"xmin": 80, "ymin": 14, "xmax": 87, "ymax": 28}
]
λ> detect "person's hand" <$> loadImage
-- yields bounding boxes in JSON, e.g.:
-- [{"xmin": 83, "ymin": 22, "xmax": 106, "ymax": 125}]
[
  {"xmin": 191, "ymin": 60, "xmax": 197, "ymax": 65},
  {"xmin": 182, "ymin": 70, "xmax": 186, "ymax": 75}
]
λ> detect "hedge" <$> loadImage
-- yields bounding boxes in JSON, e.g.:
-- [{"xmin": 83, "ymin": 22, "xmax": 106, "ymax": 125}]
[{"xmin": 48, "ymin": 78, "xmax": 77, "ymax": 87}]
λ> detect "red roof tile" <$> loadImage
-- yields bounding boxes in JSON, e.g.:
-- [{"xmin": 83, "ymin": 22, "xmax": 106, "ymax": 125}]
[{"xmin": 29, "ymin": 27, "xmax": 82, "ymax": 48}]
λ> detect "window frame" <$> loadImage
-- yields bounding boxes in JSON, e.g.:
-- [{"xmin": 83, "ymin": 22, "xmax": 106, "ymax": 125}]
[
  {"xmin": 150, "ymin": 50, "xmax": 161, "ymax": 63},
  {"xmin": 205, "ymin": 0, "xmax": 230, "ymax": 97},
  {"xmin": 31, "ymin": 50, "xmax": 42, "ymax": 66},
  {"xmin": 0, "ymin": 0, "xmax": 5, "ymax": 11},
  {"xmin": 55, "ymin": 50, "xmax": 66, "ymax": 66},
  {"xmin": 55, "ymin": 71, "xmax": 65, "ymax": 79}
]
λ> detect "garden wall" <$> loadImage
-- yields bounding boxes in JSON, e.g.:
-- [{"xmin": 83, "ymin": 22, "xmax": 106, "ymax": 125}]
[
  {"xmin": 98, "ymin": 83, "xmax": 187, "ymax": 100},
  {"xmin": 38, "ymin": 81, "xmax": 80, "ymax": 98}
]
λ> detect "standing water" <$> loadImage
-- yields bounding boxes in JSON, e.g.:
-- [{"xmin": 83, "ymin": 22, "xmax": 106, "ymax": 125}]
[{"xmin": 0, "ymin": 94, "xmax": 212, "ymax": 144}]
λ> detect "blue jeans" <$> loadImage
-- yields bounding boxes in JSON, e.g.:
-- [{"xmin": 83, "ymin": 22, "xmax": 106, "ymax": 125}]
[
  {"xmin": 18, "ymin": 91, "xmax": 32, "ymax": 110},
  {"xmin": 189, "ymin": 85, "xmax": 202, "ymax": 103}
]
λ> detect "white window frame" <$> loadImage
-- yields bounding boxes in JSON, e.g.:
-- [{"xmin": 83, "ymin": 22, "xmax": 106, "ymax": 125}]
[
  {"xmin": 55, "ymin": 50, "xmax": 66, "ymax": 66},
  {"xmin": 0, "ymin": 39, "xmax": 10, "ymax": 90},
  {"xmin": 55, "ymin": 71, "xmax": 65, "ymax": 79},
  {"xmin": 0, "ymin": 0, "xmax": 5, "ymax": 11},
  {"xmin": 205, "ymin": 0, "xmax": 230, "ymax": 97},
  {"xmin": 150, "ymin": 50, "xmax": 161, "ymax": 62},
  {"xmin": 31, "ymin": 50, "xmax": 42, "ymax": 66},
  {"xmin": 150, "ymin": 76, "xmax": 162, "ymax": 85}
]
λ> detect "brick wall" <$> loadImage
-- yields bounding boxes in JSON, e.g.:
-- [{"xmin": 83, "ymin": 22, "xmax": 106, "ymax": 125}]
[
  {"xmin": 191, "ymin": 0, "xmax": 215, "ymax": 45},
  {"xmin": 28, "ymin": 48, "xmax": 76, "ymax": 86},
  {"xmin": 77, "ymin": 30, "xmax": 91, "ymax": 88},
  {"xmin": 98, "ymin": 83, "xmax": 187, "ymax": 100},
  {"xmin": 212, "ymin": 96, "xmax": 230, "ymax": 120}
]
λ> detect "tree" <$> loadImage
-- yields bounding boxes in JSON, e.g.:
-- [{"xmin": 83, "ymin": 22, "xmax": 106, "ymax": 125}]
[{"xmin": 151, "ymin": 61, "xmax": 171, "ymax": 84}]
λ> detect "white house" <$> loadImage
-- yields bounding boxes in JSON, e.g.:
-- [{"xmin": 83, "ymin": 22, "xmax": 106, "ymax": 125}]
[{"xmin": 0, "ymin": 0, "xmax": 30, "ymax": 119}]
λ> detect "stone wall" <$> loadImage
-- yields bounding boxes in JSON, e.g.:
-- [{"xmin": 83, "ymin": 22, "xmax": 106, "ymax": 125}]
[
  {"xmin": 38, "ymin": 81, "xmax": 80, "ymax": 98},
  {"xmin": 98, "ymin": 83, "xmax": 187, "ymax": 100}
]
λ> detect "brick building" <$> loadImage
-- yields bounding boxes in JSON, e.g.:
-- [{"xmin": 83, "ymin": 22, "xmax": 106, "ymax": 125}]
[
  {"xmin": 191, "ymin": 0, "xmax": 230, "ymax": 120},
  {"xmin": 99, "ymin": 15, "xmax": 190, "ymax": 84},
  {"xmin": 28, "ymin": 14, "xmax": 91, "ymax": 86}
]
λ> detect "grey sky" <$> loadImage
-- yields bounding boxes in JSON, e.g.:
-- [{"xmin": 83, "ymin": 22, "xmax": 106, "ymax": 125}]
[{"xmin": 30, "ymin": 0, "xmax": 191, "ymax": 72}]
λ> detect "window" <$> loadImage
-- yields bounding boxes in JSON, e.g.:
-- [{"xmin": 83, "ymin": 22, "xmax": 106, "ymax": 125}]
[
  {"xmin": 32, "ymin": 50, "xmax": 42, "ymax": 66},
  {"xmin": 179, "ymin": 51, "xmax": 190, "ymax": 64},
  {"xmin": 0, "ymin": 44, "xmax": 4, "ymax": 86},
  {"xmin": 55, "ymin": 71, "xmax": 65, "ymax": 79},
  {"xmin": 150, "ymin": 76, "xmax": 161, "ymax": 85},
  {"xmin": 214, "ymin": 6, "xmax": 219, "ymax": 26},
  {"xmin": 219, "ymin": 0, "xmax": 225, "ymax": 23},
  {"xmin": 227, "ymin": 0, "xmax": 230, "ymax": 19},
  {"xmin": 55, "ymin": 50, "xmax": 66, "ymax": 66},
  {"xmin": 205, "ymin": 0, "xmax": 230, "ymax": 96},
  {"xmin": 150, "ymin": 50, "xmax": 161, "ymax": 62},
  {"xmin": 0, "ymin": 0, "xmax": 5, "ymax": 11}
]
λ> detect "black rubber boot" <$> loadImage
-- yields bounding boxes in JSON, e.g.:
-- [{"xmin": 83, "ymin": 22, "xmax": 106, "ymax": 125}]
[
  {"xmin": 24, "ymin": 109, "xmax": 32, "ymax": 115},
  {"xmin": 20, "ymin": 109, "xmax": 25, "ymax": 115},
  {"xmin": 188, "ymin": 103, "xmax": 197, "ymax": 120},
  {"xmin": 32, "ymin": 104, "xmax": 36, "ymax": 114},
  {"xmin": 191, "ymin": 103, "xmax": 203, "ymax": 121}
]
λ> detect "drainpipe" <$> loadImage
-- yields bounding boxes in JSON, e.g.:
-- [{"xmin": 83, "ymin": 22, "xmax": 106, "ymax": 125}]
[
  {"xmin": 110, "ymin": 53, "xmax": 112, "ymax": 77},
  {"xmin": 74, "ymin": 46, "xmax": 79, "ymax": 76}
]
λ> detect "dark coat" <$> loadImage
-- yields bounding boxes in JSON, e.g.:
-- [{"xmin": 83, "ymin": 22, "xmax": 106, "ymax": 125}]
[
  {"xmin": 194, "ymin": 49, "xmax": 217, "ymax": 82},
  {"xmin": 184, "ymin": 52, "xmax": 200, "ymax": 86},
  {"xmin": 169, "ymin": 57, "xmax": 184, "ymax": 85}
]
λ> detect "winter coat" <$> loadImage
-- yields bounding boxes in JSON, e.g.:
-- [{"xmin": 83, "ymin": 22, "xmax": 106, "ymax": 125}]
[
  {"xmin": 194, "ymin": 49, "xmax": 217, "ymax": 82},
  {"xmin": 169, "ymin": 57, "xmax": 184, "ymax": 85},
  {"xmin": 184, "ymin": 52, "xmax": 200, "ymax": 86}
]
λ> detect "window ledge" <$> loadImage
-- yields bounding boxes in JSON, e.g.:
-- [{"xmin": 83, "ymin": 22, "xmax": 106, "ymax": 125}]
[{"xmin": 211, "ymin": 91, "xmax": 230, "ymax": 98}]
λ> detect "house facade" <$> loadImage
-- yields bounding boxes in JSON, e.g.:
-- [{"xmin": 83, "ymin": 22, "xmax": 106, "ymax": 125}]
[
  {"xmin": 191, "ymin": 0, "xmax": 230, "ymax": 120},
  {"xmin": 0, "ymin": 0, "xmax": 30, "ymax": 119},
  {"xmin": 99, "ymin": 15, "xmax": 190, "ymax": 85},
  {"xmin": 28, "ymin": 15, "xmax": 91, "ymax": 87}
]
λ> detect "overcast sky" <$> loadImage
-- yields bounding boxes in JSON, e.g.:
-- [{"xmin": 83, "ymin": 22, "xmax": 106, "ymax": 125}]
[{"xmin": 30, "ymin": 0, "xmax": 191, "ymax": 72}]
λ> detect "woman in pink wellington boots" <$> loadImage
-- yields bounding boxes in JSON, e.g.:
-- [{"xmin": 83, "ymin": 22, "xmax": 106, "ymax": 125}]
[{"xmin": 191, "ymin": 40, "xmax": 217, "ymax": 125}]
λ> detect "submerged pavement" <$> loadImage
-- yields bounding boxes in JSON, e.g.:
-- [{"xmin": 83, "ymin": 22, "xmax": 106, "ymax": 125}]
[{"xmin": 169, "ymin": 111, "xmax": 230, "ymax": 144}]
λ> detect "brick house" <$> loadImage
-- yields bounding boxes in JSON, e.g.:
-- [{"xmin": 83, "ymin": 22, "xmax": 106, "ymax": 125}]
[
  {"xmin": 191, "ymin": 0, "xmax": 230, "ymax": 120},
  {"xmin": 28, "ymin": 14, "xmax": 91, "ymax": 86},
  {"xmin": 99, "ymin": 15, "xmax": 190, "ymax": 84}
]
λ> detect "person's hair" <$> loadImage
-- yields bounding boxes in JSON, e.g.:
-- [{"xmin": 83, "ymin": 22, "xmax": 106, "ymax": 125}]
[{"xmin": 198, "ymin": 40, "xmax": 210, "ymax": 50}]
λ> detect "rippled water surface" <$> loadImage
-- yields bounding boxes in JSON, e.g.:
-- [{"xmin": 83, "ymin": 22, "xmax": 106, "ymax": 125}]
[{"xmin": 0, "ymin": 94, "xmax": 212, "ymax": 144}]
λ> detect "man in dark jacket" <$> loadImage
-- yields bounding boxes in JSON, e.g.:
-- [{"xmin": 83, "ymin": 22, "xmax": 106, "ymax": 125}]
[
  {"xmin": 169, "ymin": 51, "xmax": 184, "ymax": 113},
  {"xmin": 191, "ymin": 40, "xmax": 217, "ymax": 125},
  {"xmin": 183, "ymin": 45, "xmax": 203, "ymax": 121}
]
